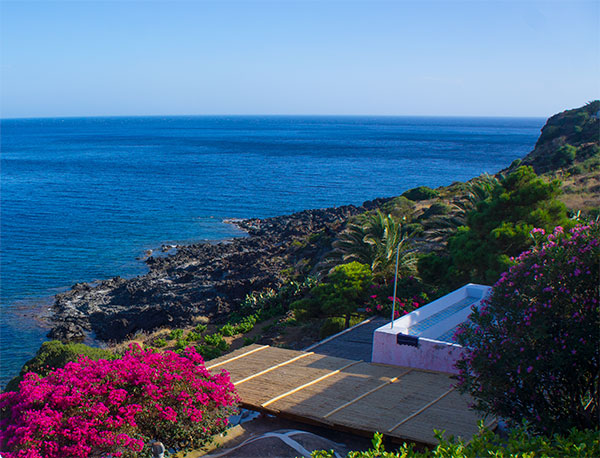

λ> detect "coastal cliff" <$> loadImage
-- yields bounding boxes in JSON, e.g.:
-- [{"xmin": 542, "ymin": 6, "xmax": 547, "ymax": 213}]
[
  {"xmin": 518, "ymin": 100, "xmax": 599, "ymax": 173},
  {"xmin": 48, "ymin": 205, "xmax": 374, "ymax": 342}
]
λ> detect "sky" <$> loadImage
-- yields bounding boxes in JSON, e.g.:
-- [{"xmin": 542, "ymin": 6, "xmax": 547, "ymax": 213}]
[{"xmin": 1, "ymin": 0, "xmax": 598, "ymax": 118}]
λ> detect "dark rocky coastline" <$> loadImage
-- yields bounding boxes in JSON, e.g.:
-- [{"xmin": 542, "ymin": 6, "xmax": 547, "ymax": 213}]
[{"xmin": 48, "ymin": 203, "xmax": 385, "ymax": 343}]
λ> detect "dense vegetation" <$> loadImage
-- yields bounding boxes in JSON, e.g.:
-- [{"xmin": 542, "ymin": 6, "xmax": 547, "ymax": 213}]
[
  {"xmin": 443, "ymin": 166, "xmax": 571, "ymax": 284},
  {"xmin": 311, "ymin": 426, "xmax": 599, "ymax": 458},
  {"xmin": 455, "ymin": 223, "xmax": 599, "ymax": 434}
]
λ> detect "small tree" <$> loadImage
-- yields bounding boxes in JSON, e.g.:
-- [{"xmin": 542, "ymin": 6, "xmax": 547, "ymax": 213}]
[
  {"xmin": 292, "ymin": 262, "xmax": 372, "ymax": 328},
  {"xmin": 455, "ymin": 223, "xmax": 600, "ymax": 434}
]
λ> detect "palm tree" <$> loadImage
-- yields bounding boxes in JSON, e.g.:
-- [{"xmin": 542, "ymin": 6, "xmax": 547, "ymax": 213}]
[
  {"xmin": 323, "ymin": 210, "xmax": 416, "ymax": 281},
  {"xmin": 424, "ymin": 174, "xmax": 499, "ymax": 239}
]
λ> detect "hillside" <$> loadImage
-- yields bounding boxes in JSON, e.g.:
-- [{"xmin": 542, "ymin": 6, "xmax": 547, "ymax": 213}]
[{"xmin": 518, "ymin": 100, "xmax": 599, "ymax": 174}]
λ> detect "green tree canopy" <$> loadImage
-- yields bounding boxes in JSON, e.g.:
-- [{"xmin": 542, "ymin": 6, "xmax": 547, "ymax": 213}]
[
  {"xmin": 292, "ymin": 261, "xmax": 372, "ymax": 328},
  {"xmin": 447, "ymin": 166, "xmax": 571, "ymax": 283}
]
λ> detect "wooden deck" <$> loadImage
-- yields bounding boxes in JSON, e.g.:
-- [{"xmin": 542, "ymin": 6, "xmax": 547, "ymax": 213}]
[{"xmin": 207, "ymin": 344, "xmax": 492, "ymax": 446}]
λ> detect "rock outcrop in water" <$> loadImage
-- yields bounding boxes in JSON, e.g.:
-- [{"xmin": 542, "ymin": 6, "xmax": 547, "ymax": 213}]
[{"xmin": 48, "ymin": 204, "xmax": 379, "ymax": 342}]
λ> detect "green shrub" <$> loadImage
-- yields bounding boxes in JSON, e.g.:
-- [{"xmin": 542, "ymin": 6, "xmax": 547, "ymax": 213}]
[
  {"xmin": 380, "ymin": 196, "xmax": 416, "ymax": 218},
  {"xmin": 292, "ymin": 262, "xmax": 372, "ymax": 328},
  {"xmin": 311, "ymin": 425, "xmax": 599, "ymax": 457},
  {"xmin": 204, "ymin": 333, "xmax": 229, "ymax": 352},
  {"xmin": 402, "ymin": 186, "xmax": 439, "ymax": 201},
  {"xmin": 220, "ymin": 323, "xmax": 236, "ymax": 337},
  {"xmin": 194, "ymin": 323, "xmax": 208, "ymax": 333},
  {"xmin": 242, "ymin": 336, "xmax": 259, "ymax": 346},
  {"xmin": 187, "ymin": 331, "xmax": 203, "ymax": 341},
  {"xmin": 169, "ymin": 328, "xmax": 184, "ymax": 340},
  {"xmin": 319, "ymin": 317, "xmax": 345, "ymax": 339},
  {"xmin": 420, "ymin": 202, "xmax": 450, "ymax": 219},
  {"xmin": 196, "ymin": 345, "xmax": 225, "ymax": 360},
  {"xmin": 175, "ymin": 339, "xmax": 188, "ymax": 352},
  {"xmin": 4, "ymin": 340, "xmax": 114, "ymax": 392},
  {"xmin": 568, "ymin": 164, "xmax": 584, "ymax": 175},
  {"xmin": 234, "ymin": 315, "xmax": 257, "ymax": 334},
  {"xmin": 417, "ymin": 252, "xmax": 458, "ymax": 287},
  {"xmin": 554, "ymin": 144, "xmax": 577, "ymax": 167},
  {"xmin": 456, "ymin": 223, "xmax": 599, "ymax": 434},
  {"xmin": 153, "ymin": 337, "xmax": 167, "ymax": 348}
]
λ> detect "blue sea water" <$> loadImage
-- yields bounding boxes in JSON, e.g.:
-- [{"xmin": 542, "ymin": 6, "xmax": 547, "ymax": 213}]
[{"xmin": 0, "ymin": 115, "xmax": 544, "ymax": 387}]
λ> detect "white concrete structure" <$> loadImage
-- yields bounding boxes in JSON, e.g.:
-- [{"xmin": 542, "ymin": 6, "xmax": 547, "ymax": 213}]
[{"xmin": 371, "ymin": 283, "xmax": 491, "ymax": 374}]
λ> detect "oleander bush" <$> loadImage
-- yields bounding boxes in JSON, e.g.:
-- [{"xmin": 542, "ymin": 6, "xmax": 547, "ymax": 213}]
[
  {"xmin": 455, "ymin": 222, "xmax": 600, "ymax": 434},
  {"xmin": 311, "ymin": 424, "xmax": 599, "ymax": 457},
  {"xmin": 0, "ymin": 344, "xmax": 238, "ymax": 458}
]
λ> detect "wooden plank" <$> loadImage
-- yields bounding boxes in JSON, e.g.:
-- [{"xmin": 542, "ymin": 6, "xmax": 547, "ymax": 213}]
[
  {"xmin": 323, "ymin": 368, "xmax": 413, "ymax": 418},
  {"xmin": 325, "ymin": 370, "xmax": 453, "ymax": 433},
  {"xmin": 264, "ymin": 362, "xmax": 403, "ymax": 420},
  {"xmin": 233, "ymin": 352, "xmax": 314, "ymax": 385},
  {"xmin": 261, "ymin": 360, "xmax": 362, "ymax": 407},
  {"xmin": 387, "ymin": 387, "xmax": 456, "ymax": 433},
  {"xmin": 390, "ymin": 389, "xmax": 483, "ymax": 443},
  {"xmin": 234, "ymin": 354, "xmax": 354, "ymax": 406},
  {"xmin": 206, "ymin": 345, "xmax": 268, "ymax": 369}
]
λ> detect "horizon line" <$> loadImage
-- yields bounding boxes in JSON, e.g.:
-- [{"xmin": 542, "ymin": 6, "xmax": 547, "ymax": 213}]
[{"xmin": 1, "ymin": 113, "xmax": 549, "ymax": 121}]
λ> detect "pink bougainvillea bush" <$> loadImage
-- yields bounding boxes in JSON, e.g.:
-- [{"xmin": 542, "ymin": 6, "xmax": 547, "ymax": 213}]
[
  {"xmin": 0, "ymin": 344, "xmax": 238, "ymax": 458},
  {"xmin": 455, "ymin": 222, "xmax": 599, "ymax": 434}
]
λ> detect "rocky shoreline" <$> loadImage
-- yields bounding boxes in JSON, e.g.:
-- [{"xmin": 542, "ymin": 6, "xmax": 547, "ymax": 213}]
[{"xmin": 48, "ymin": 202, "xmax": 385, "ymax": 343}]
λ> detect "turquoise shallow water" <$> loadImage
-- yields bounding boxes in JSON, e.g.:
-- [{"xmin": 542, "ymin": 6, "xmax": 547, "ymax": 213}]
[{"xmin": 0, "ymin": 115, "xmax": 544, "ymax": 386}]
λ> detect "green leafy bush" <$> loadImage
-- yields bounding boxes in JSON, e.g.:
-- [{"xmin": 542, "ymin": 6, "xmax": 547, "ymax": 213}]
[
  {"xmin": 153, "ymin": 337, "xmax": 167, "ymax": 348},
  {"xmin": 204, "ymin": 333, "xmax": 229, "ymax": 351},
  {"xmin": 187, "ymin": 331, "xmax": 203, "ymax": 341},
  {"xmin": 311, "ymin": 425, "xmax": 599, "ymax": 457},
  {"xmin": 220, "ymin": 324, "xmax": 236, "ymax": 337},
  {"xmin": 293, "ymin": 262, "xmax": 372, "ymax": 328},
  {"xmin": 242, "ymin": 336, "xmax": 259, "ymax": 346},
  {"xmin": 169, "ymin": 328, "xmax": 184, "ymax": 340},
  {"xmin": 194, "ymin": 323, "xmax": 208, "ymax": 333},
  {"xmin": 319, "ymin": 317, "xmax": 345, "ymax": 338},
  {"xmin": 234, "ymin": 315, "xmax": 257, "ymax": 334},
  {"xmin": 196, "ymin": 345, "xmax": 225, "ymax": 360},
  {"xmin": 4, "ymin": 340, "xmax": 114, "ymax": 392},
  {"xmin": 554, "ymin": 144, "xmax": 577, "ymax": 167},
  {"xmin": 456, "ymin": 223, "xmax": 599, "ymax": 434},
  {"xmin": 402, "ymin": 186, "xmax": 439, "ymax": 201}
]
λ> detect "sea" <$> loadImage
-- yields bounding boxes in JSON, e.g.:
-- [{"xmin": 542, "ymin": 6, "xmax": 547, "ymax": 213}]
[{"xmin": 0, "ymin": 115, "xmax": 545, "ymax": 387}]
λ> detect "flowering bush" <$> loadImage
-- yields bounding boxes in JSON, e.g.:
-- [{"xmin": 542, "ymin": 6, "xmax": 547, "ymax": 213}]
[
  {"xmin": 455, "ymin": 223, "xmax": 599, "ymax": 434},
  {"xmin": 0, "ymin": 344, "xmax": 238, "ymax": 457},
  {"xmin": 366, "ymin": 277, "xmax": 429, "ymax": 319}
]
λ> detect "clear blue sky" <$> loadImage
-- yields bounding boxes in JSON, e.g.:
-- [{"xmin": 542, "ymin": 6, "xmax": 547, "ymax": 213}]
[{"xmin": 1, "ymin": 0, "xmax": 598, "ymax": 118}]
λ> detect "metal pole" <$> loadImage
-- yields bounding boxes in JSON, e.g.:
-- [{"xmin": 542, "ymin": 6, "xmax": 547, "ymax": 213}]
[{"xmin": 391, "ymin": 240, "xmax": 401, "ymax": 328}]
